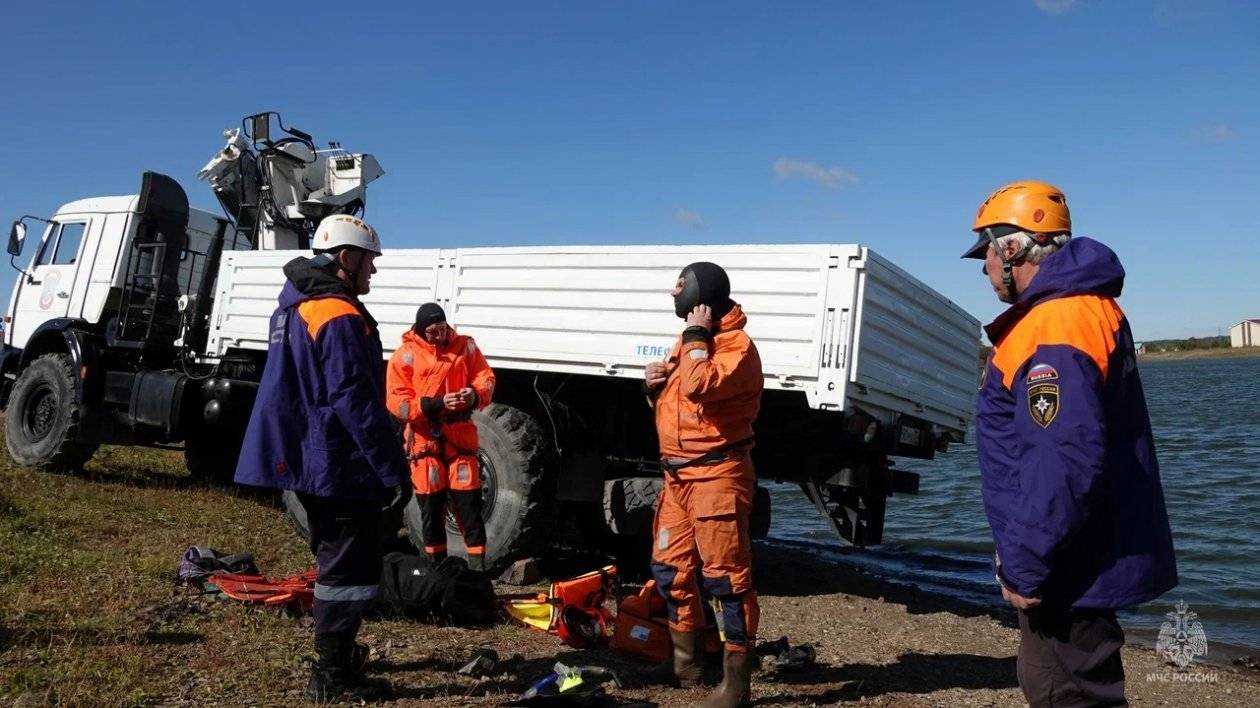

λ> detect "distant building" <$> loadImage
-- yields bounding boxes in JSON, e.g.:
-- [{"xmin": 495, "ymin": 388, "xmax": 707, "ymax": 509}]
[{"xmin": 1231, "ymin": 320, "xmax": 1260, "ymax": 348}]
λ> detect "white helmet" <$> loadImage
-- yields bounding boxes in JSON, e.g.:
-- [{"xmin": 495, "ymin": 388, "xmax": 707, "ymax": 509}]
[{"xmin": 312, "ymin": 214, "xmax": 381, "ymax": 255}]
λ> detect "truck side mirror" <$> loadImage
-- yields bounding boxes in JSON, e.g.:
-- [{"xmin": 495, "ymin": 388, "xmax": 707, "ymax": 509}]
[{"xmin": 7, "ymin": 221, "xmax": 25, "ymax": 257}]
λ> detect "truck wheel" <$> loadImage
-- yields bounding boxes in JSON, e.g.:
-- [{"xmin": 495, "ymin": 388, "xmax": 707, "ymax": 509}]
[
  {"xmin": 404, "ymin": 403, "xmax": 556, "ymax": 572},
  {"xmin": 283, "ymin": 489, "xmax": 415, "ymax": 552},
  {"xmin": 184, "ymin": 428, "xmax": 245, "ymax": 485},
  {"xmin": 4, "ymin": 354, "xmax": 97, "ymax": 471},
  {"xmin": 603, "ymin": 478, "xmax": 772, "ymax": 540},
  {"xmin": 603, "ymin": 477, "xmax": 662, "ymax": 538}
]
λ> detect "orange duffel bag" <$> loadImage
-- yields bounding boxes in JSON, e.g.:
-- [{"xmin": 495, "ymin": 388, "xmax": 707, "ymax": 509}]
[
  {"xmin": 550, "ymin": 564, "xmax": 616, "ymax": 609},
  {"xmin": 611, "ymin": 580, "xmax": 671, "ymax": 662},
  {"xmin": 612, "ymin": 579, "xmax": 724, "ymax": 662}
]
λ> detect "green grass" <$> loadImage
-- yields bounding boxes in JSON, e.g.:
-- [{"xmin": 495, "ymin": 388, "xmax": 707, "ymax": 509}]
[
  {"xmin": 0, "ymin": 435, "xmax": 315, "ymax": 706},
  {"xmin": 0, "ymin": 433, "xmax": 621, "ymax": 707}
]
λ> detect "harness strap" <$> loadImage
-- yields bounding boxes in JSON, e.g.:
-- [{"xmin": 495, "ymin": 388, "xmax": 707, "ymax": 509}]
[
  {"xmin": 405, "ymin": 418, "xmax": 478, "ymax": 463},
  {"xmin": 661, "ymin": 437, "xmax": 755, "ymax": 479}
]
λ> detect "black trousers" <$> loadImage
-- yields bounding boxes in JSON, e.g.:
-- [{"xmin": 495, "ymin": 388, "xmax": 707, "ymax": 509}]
[
  {"xmin": 418, "ymin": 489, "xmax": 486, "ymax": 556},
  {"xmin": 298, "ymin": 493, "xmax": 383, "ymax": 641},
  {"xmin": 1018, "ymin": 606, "xmax": 1127, "ymax": 707}
]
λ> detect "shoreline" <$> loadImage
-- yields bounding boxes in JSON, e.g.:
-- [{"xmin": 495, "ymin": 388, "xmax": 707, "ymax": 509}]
[
  {"xmin": 1139, "ymin": 347, "xmax": 1260, "ymax": 362},
  {"xmin": 760, "ymin": 537, "xmax": 1260, "ymax": 668},
  {"xmin": 747, "ymin": 541, "xmax": 1260, "ymax": 705}
]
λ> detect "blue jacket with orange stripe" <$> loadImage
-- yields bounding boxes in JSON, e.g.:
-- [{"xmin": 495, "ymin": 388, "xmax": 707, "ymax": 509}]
[
  {"xmin": 976, "ymin": 237, "xmax": 1177, "ymax": 608},
  {"xmin": 235, "ymin": 256, "xmax": 408, "ymax": 499}
]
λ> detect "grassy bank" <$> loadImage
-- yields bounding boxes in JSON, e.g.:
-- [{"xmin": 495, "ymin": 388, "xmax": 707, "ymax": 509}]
[
  {"xmin": 2, "ymin": 437, "xmax": 1258, "ymax": 706},
  {"xmin": 0, "ymin": 442, "xmax": 315, "ymax": 705}
]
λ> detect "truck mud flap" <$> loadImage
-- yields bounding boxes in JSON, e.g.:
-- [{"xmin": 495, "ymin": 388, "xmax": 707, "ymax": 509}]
[{"xmin": 801, "ymin": 478, "xmax": 892, "ymax": 546}]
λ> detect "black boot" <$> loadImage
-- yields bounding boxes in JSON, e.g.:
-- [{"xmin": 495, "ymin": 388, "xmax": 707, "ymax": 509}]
[
  {"xmin": 306, "ymin": 635, "xmax": 392, "ymax": 703},
  {"xmin": 467, "ymin": 554, "xmax": 486, "ymax": 573},
  {"xmin": 642, "ymin": 629, "xmax": 703, "ymax": 688},
  {"xmin": 427, "ymin": 549, "xmax": 447, "ymax": 565},
  {"xmin": 344, "ymin": 637, "xmax": 370, "ymax": 674},
  {"xmin": 700, "ymin": 647, "xmax": 753, "ymax": 708}
]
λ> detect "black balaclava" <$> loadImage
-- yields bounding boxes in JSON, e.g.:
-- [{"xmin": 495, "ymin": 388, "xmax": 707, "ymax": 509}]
[
  {"xmin": 674, "ymin": 262, "xmax": 734, "ymax": 320},
  {"xmin": 414, "ymin": 302, "xmax": 447, "ymax": 332}
]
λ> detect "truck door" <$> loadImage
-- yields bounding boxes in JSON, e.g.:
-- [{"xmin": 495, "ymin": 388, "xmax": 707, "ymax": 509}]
[{"xmin": 8, "ymin": 220, "xmax": 89, "ymax": 349}]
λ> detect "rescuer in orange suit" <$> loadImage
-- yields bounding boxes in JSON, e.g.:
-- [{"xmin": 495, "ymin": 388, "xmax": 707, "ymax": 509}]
[
  {"xmin": 386, "ymin": 303, "xmax": 495, "ymax": 572},
  {"xmin": 643, "ymin": 262, "xmax": 763, "ymax": 708}
]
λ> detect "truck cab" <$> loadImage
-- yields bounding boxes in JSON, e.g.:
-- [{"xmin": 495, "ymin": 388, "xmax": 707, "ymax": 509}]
[
  {"xmin": 5, "ymin": 196, "xmax": 238, "ymax": 354},
  {"xmin": 1, "ymin": 114, "xmax": 387, "ymax": 482},
  {"xmin": 1, "ymin": 173, "xmax": 251, "ymax": 473}
]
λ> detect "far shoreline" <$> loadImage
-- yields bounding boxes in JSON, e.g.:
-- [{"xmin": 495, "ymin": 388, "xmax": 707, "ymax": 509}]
[{"xmin": 1139, "ymin": 347, "xmax": 1260, "ymax": 362}]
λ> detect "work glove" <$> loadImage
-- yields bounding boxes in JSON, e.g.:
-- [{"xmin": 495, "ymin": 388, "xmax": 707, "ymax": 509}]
[
  {"xmin": 387, "ymin": 484, "xmax": 413, "ymax": 515},
  {"xmin": 421, "ymin": 396, "xmax": 444, "ymax": 423}
]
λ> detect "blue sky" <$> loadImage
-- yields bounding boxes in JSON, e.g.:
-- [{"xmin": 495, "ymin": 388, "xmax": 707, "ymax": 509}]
[{"xmin": 1, "ymin": 1, "xmax": 1256, "ymax": 340}]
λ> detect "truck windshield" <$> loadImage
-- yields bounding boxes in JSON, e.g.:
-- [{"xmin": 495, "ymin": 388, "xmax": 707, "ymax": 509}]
[{"xmin": 32, "ymin": 222, "xmax": 58, "ymax": 266}]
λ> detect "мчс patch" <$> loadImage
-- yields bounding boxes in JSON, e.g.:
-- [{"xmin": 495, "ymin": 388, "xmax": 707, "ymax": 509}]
[{"xmin": 1027, "ymin": 382, "xmax": 1060, "ymax": 427}]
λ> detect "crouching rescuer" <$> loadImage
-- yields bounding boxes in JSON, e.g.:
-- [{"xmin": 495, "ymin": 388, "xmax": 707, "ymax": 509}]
[
  {"xmin": 386, "ymin": 303, "xmax": 496, "ymax": 571},
  {"xmin": 235, "ymin": 215, "xmax": 412, "ymax": 702},
  {"xmin": 643, "ymin": 262, "xmax": 764, "ymax": 708}
]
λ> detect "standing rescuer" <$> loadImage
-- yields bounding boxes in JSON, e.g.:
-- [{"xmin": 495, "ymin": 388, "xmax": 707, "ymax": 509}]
[
  {"xmin": 386, "ymin": 303, "xmax": 495, "ymax": 571},
  {"xmin": 235, "ymin": 214, "xmax": 411, "ymax": 702},
  {"xmin": 964, "ymin": 181, "xmax": 1177, "ymax": 707},
  {"xmin": 643, "ymin": 262, "xmax": 763, "ymax": 708}
]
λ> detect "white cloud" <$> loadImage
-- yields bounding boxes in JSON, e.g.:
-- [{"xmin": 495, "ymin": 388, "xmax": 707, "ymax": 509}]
[
  {"xmin": 773, "ymin": 158, "xmax": 859, "ymax": 189},
  {"xmin": 1035, "ymin": 0, "xmax": 1078, "ymax": 15},
  {"xmin": 1197, "ymin": 124, "xmax": 1235, "ymax": 144},
  {"xmin": 672, "ymin": 208, "xmax": 707, "ymax": 231}
]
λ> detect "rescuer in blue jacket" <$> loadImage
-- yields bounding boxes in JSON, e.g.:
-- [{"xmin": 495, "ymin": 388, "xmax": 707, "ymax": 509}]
[
  {"xmin": 236, "ymin": 214, "xmax": 411, "ymax": 702},
  {"xmin": 964, "ymin": 181, "xmax": 1177, "ymax": 707}
]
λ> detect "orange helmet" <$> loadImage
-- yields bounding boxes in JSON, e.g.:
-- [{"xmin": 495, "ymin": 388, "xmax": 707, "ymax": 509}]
[{"xmin": 962, "ymin": 180, "xmax": 1071, "ymax": 259}]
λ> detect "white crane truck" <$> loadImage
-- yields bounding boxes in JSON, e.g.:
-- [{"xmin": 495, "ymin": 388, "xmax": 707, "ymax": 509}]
[{"xmin": 1, "ymin": 113, "xmax": 981, "ymax": 571}]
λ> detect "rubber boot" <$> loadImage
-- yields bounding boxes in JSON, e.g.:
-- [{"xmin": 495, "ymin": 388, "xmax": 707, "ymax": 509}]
[
  {"xmin": 427, "ymin": 549, "xmax": 447, "ymax": 565},
  {"xmin": 642, "ymin": 629, "xmax": 703, "ymax": 688},
  {"xmin": 467, "ymin": 554, "xmax": 486, "ymax": 573},
  {"xmin": 306, "ymin": 635, "xmax": 392, "ymax": 703},
  {"xmin": 700, "ymin": 647, "xmax": 753, "ymax": 708}
]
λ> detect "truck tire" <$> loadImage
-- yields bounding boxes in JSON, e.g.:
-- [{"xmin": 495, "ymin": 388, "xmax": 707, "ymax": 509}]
[
  {"xmin": 404, "ymin": 403, "xmax": 556, "ymax": 572},
  {"xmin": 4, "ymin": 354, "xmax": 97, "ymax": 471},
  {"xmin": 184, "ymin": 428, "xmax": 245, "ymax": 486},
  {"xmin": 603, "ymin": 477, "xmax": 662, "ymax": 538},
  {"xmin": 283, "ymin": 489, "xmax": 414, "ymax": 552},
  {"xmin": 603, "ymin": 478, "xmax": 772, "ymax": 540}
]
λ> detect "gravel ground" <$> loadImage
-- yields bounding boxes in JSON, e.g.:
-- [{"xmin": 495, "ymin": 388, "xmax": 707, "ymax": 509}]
[{"xmin": 334, "ymin": 543, "xmax": 1260, "ymax": 707}]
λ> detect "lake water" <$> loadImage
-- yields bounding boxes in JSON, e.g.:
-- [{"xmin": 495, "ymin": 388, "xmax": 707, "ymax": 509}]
[{"xmin": 766, "ymin": 355, "xmax": 1260, "ymax": 655}]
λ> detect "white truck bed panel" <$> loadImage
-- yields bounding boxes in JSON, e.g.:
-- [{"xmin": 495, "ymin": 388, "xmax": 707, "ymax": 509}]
[
  {"xmin": 208, "ymin": 245, "xmax": 980, "ymax": 434},
  {"xmin": 848, "ymin": 251, "xmax": 982, "ymax": 430}
]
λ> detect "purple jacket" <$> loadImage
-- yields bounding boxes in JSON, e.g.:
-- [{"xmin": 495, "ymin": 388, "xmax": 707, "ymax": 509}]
[
  {"xmin": 976, "ymin": 237, "xmax": 1177, "ymax": 608},
  {"xmin": 234, "ymin": 257, "xmax": 408, "ymax": 499}
]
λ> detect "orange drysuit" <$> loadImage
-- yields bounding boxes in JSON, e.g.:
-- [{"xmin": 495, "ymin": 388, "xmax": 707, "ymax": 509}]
[
  {"xmin": 386, "ymin": 328, "xmax": 495, "ymax": 560},
  {"xmin": 648, "ymin": 304, "xmax": 763, "ymax": 652}
]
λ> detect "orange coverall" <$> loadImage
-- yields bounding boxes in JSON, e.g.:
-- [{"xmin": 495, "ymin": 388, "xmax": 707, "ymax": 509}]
[
  {"xmin": 386, "ymin": 328, "xmax": 495, "ymax": 560},
  {"xmin": 648, "ymin": 304, "xmax": 763, "ymax": 652}
]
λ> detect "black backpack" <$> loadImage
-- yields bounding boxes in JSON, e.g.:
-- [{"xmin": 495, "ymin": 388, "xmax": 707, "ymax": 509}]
[{"xmin": 374, "ymin": 553, "xmax": 495, "ymax": 627}]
